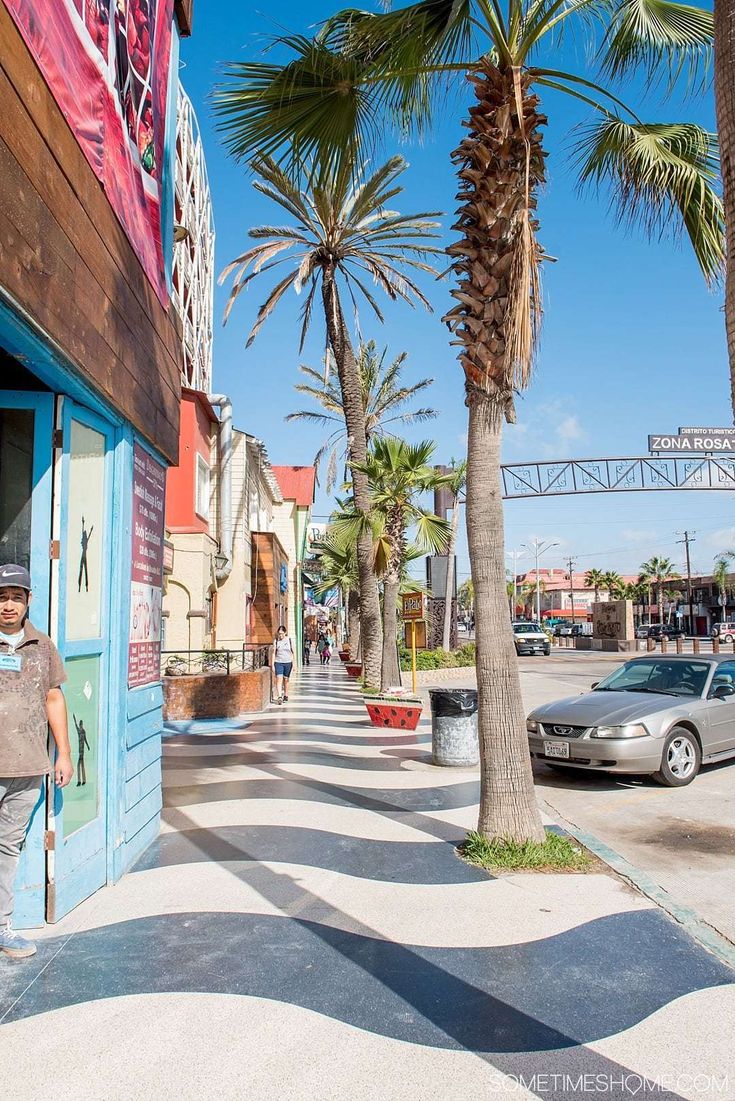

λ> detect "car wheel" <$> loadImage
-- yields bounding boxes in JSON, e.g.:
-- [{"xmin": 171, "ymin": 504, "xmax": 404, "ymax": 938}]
[
  {"xmin": 653, "ymin": 727, "xmax": 701, "ymax": 787},
  {"xmin": 725, "ymin": 633, "xmax": 734, "ymax": 643}
]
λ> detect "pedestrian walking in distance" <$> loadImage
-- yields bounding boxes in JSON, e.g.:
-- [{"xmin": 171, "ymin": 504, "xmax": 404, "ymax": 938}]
[
  {"xmin": 302, "ymin": 637, "xmax": 311, "ymax": 666},
  {"xmin": 0, "ymin": 564, "xmax": 73, "ymax": 958},
  {"xmin": 317, "ymin": 632, "xmax": 327, "ymax": 665},
  {"xmin": 272, "ymin": 625, "xmax": 294, "ymax": 704}
]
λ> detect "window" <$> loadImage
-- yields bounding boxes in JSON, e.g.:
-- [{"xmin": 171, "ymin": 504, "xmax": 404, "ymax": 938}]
[{"xmin": 196, "ymin": 454, "xmax": 210, "ymax": 519}]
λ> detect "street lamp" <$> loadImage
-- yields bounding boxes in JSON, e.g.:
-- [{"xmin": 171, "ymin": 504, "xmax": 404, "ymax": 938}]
[
  {"xmin": 505, "ymin": 548, "xmax": 526, "ymax": 619},
  {"xmin": 521, "ymin": 539, "xmax": 559, "ymax": 622}
]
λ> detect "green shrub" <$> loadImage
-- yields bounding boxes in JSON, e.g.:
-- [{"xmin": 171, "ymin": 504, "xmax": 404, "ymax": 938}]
[
  {"xmin": 459, "ymin": 830, "xmax": 592, "ymax": 872},
  {"xmin": 399, "ymin": 643, "xmax": 477, "ymax": 671}
]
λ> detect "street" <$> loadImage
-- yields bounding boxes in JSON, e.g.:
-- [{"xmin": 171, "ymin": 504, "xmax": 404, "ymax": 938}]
[{"xmin": 428, "ymin": 651, "xmax": 735, "ymax": 949}]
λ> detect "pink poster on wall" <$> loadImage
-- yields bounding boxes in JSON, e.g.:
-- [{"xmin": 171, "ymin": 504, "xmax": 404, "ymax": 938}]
[
  {"xmin": 128, "ymin": 443, "xmax": 165, "ymax": 687},
  {"xmin": 3, "ymin": 0, "xmax": 175, "ymax": 304}
]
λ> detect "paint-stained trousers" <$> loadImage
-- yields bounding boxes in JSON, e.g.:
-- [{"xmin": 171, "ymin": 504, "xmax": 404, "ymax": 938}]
[{"xmin": 0, "ymin": 776, "xmax": 43, "ymax": 925}]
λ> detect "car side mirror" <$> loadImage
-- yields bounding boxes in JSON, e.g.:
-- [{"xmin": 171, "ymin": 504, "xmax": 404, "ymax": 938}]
[
  {"xmin": 711, "ymin": 684, "xmax": 735, "ymax": 701},
  {"xmin": 591, "ymin": 682, "xmax": 599, "ymax": 689}
]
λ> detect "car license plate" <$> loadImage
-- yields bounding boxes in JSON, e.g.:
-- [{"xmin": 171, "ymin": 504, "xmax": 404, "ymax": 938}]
[{"xmin": 544, "ymin": 740, "xmax": 570, "ymax": 759}]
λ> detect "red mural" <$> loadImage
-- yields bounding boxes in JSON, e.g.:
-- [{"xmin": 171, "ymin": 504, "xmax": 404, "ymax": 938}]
[{"xmin": 4, "ymin": 0, "xmax": 175, "ymax": 303}]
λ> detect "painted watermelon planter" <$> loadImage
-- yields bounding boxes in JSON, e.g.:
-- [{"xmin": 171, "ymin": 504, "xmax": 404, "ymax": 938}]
[
  {"xmin": 364, "ymin": 696, "xmax": 423, "ymax": 731},
  {"xmin": 344, "ymin": 662, "xmax": 363, "ymax": 679}
]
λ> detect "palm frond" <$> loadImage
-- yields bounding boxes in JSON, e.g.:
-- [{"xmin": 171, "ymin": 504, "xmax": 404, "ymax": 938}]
[
  {"xmin": 599, "ymin": 0, "xmax": 713, "ymax": 89},
  {"xmin": 575, "ymin": 119, "xmax": 724, "ymax": 284}
]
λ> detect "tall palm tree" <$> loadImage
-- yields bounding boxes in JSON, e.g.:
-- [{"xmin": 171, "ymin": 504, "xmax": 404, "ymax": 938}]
[
  {"xmin": 441, "ymin": 459, "xmax": 468, "ymax": 650},
  {"xmin": 640, "ymin": 556, "xmax": 681, "ymax": 626},
  {"xmin": 219, "ymin": 154, "xmax": 442, "ymax": 689},
  {"xmin": 458, "ymin": 577, "xmax": 474, "ymax": 615},
  {"xmin": 287, "ymin": 340, "xmax": 438, "ymax": 492},
  {"xmin": 338, "ymin": 439, "xmax": 451, "ymax": 689},
  {"xmin": 714, "ymin": 0, "xmax": 735, "ymax": 419},
  {"xmin": 584, "ymin": 568, "xmax": 605, "ymax": 604},
  {"xmin": 713, "ymin": 555, "xmax": 730, "ymax": 621},
  {"xmin": 215, "ymin": 1, "xmax": 722, "ymax": 843}
]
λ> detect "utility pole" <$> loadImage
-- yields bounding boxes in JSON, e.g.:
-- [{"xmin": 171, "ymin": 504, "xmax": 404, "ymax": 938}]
[
  {"xmin": 676, "ymin": 530, "xmax": 696, "ymax": 636},
  {"xmin": 566, "ymin": 556, "xmax": 578, "ymax": 625},
  {"xmin": 522, "ymin": 539, "xmax": 559, "ymax": 623}
]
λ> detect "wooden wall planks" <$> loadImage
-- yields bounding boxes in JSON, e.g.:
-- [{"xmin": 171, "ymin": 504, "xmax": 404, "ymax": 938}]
[{"xmin": 0, "ymin": 7, "xmax": 182, "ymax": 462}]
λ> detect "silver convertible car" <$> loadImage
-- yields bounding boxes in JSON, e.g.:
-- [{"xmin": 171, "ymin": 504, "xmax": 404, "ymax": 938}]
[{"xmin": 527, "ymin": 655, "xmax": 735, "ymax": 786}]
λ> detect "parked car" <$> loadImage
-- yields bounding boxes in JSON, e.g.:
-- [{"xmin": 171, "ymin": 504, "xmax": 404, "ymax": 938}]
[
  {"xmin": 712, "ymin": 622, "xmax": 735, "ymax": 643},
  {"xmin": 527, "ymin": 654, "xmax": 735, "ymax": 786},
  {"xmin": 647, "ymin": 623, "xmax": 684, "ymax": 640},
  {"xmin": 512, "ymin": 622, "xmax": 550, "ymax": 656},
  {"xmin": 634, "ymin": 624, "xmax": 651, "ymax": 639}
]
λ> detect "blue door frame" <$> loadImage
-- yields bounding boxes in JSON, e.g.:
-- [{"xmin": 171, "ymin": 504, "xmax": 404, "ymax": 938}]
[
  {"xmin": 48, "ymin": 399, "xmax": 115, "ymax": 921},
  {"xmin": 1, "ymin": 391, "xmax": 54, "ymax": 928}
]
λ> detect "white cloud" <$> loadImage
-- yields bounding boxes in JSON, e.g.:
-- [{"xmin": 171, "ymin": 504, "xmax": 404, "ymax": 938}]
[
  {"xmin": 620, "ymin": 528, "xmax": 657, "ymax": 543},
  {"xmin": 557, "ymin": 415, "xmax": 583, "ymax": 442}
]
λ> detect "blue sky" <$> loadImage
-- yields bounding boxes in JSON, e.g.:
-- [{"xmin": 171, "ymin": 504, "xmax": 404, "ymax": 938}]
[{"xmin": 179, "ymin": 3, "xmax": 733, "ymax": 586}]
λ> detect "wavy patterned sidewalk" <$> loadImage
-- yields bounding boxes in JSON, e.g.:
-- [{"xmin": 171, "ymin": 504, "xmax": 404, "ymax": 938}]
[{"xmin": 1, "ymin": 663, "xmax": 733, "ymax": 1101}]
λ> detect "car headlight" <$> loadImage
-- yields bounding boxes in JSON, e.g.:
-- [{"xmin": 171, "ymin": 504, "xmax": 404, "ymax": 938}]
[
  {"xmin": 590, "ymin": 723, "xmax": 649, "ymax": 739},
  {"xmin": 526, "ymin": 719, "xmax": 539, "ymax": 733}
]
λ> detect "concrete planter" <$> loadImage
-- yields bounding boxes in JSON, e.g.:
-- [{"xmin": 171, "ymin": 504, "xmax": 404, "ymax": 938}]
[
  {"xmin": 163, "ymin": 668, "xmax": 270, "ymax": 720},
  {"xmin": 344, "ymin": 662, "xmax": 363, "ymax": 679},
  {"xmin": 364, "ymin": 697, "xmax": 423, "ymax": 731}
]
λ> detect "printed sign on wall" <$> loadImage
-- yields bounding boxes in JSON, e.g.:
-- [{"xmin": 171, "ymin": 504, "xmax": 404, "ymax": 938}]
[
  {"xmin": 128, "ymin": 443, "xmax": 165, "ymax": 687},
  {"xmin": 3, "ymin": 0, "xmax": 175, "ymax": 303}
]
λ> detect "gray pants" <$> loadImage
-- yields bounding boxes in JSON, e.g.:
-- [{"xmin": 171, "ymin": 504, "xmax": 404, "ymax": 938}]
[{"xmin": 0, "ymin": 776, "xmax": 43, "ymax": 926}]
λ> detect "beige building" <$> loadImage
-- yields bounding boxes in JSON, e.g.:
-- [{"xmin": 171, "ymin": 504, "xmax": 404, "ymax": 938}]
[{"xmin": 272, "ymin": 466, "xmax": 317, "ymax": 660}]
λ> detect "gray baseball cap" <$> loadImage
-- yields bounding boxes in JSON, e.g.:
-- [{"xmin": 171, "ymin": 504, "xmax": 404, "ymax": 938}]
[{"xmin": 0, "ymin": 564, "xmax": 32, "ymax": 591}]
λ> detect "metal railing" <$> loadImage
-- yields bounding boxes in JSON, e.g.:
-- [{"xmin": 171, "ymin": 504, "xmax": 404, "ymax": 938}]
[
  {"xmin": 161, "ymin": 646, "xmax": 269, "ymax": 677},
  {"xmin": 556, "ymin": 635, "xmax": 735, "ymax": 655}
]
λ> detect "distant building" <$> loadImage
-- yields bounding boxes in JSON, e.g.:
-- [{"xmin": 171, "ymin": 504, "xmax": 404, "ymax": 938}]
[{"xmin": 272, "ymin": 466, "xmax": 317, "ymax": 660}]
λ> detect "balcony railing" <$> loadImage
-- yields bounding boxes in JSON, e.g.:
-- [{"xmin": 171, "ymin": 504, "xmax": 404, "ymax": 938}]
[{"xmin": 161, "ymin": 645, "xmax": 269, "ymax": 677}]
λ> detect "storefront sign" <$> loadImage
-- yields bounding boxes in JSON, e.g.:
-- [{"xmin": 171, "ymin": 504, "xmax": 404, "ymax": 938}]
[
  {"xmin": 3, "ymin": 0, "xmax": 175, "ymax": 304},
  {"xmin": 128, "ymin": 444, "xmax": 165, "ymax": 687},
  {"xmin": 648, "ymin": 427, "xmax": 735, "ymax": 453},
  {"xmin": 402, "ymin": 591, "xmax": 426, "ymax": 621}
]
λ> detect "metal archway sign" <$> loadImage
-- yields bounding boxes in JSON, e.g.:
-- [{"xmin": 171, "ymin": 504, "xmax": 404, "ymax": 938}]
[{"xmin": 501, "ymin": 455, "xmax": 735, "ymax": 499}]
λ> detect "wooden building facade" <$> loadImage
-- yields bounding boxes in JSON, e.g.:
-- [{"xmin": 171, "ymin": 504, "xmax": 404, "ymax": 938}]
[
  {"xmin": 0, "ymin": 2, "xmax": 191, "ymax": 926},
  {"xmin": 250, "ymin": 532, "xmax": 290, "ymax": 645}
]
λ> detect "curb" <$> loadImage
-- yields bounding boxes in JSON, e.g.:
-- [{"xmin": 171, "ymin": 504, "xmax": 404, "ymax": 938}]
[{"xmin": 540, "ymin": 798, "xmax": 735, "ymax": 972}]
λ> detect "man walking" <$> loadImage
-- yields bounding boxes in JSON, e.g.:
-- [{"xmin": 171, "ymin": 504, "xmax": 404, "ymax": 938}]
[{"xmin": 0, "ymin": 564, "xmax": 73, "ymax": 958}]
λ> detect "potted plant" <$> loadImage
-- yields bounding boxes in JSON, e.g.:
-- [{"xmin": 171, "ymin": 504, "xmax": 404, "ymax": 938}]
[
  {"xmin": 363, "ymin": 687, "xmax": 423, "ymax": 731},
  {"xmin": 164, "ymin": 655, "xmax": 188, "ymax": 677}
]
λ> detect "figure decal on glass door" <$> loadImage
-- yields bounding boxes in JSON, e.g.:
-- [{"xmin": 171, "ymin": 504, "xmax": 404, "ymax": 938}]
[
  {"xmin": 73, "ymin": 714, "xmax": 90, "ymax": 787},
  {"xmin": 77, "ymin": 515, "xmax": 94, "ymax": 593}
]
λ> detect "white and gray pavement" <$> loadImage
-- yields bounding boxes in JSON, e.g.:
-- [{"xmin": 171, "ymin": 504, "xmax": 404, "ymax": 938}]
[{"xmin": 0, "ymin": 660, "xmax": 733, "ymax": 1101}]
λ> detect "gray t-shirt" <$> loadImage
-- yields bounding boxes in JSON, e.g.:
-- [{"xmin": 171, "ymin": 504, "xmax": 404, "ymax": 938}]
[{"xmin": 273, "ymin": 637, "xmax": 294, "ymax": 663}]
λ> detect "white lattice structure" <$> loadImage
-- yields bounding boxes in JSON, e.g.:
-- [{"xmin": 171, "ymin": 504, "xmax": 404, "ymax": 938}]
[{"xmin": 172, "ymin": 86, "xmax": 215, "ymax": 392}]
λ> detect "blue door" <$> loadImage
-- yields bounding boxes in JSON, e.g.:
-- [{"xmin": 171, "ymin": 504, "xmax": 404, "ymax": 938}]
[
  {"xmin": 0, "ymin": 391, "xmax": 54, "ymax": 927},
  {"xmin": 47, "ymin": 400, "xmax": 114, "ymax": 921}
]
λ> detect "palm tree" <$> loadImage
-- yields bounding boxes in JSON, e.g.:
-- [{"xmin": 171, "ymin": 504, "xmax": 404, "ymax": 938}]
[
  {"xmin": 338, "ymin": 439, "xmax": 451, "ymax": 689},
  {"xmin": 584, "ymin": 568, "xmax": 605, "ymax": 604},
  {"xmin": 219, "ymin": 155, "xmax": 442, "ymax": 689},
  {"xmin": 215, "ymin": 1, "xmax": 722, "ymax": 843},
  {"xmin": 640, "ymin": 556, "xmax": 681, "ymax": 626},
  {"xmin": 714, "ymin": 0, "xmax": 735, "ymax": 419},
  {"xmin": 714, "ymin": 556, "xmax": 730, "ymax": 622},
  {"xmin": 441, "ymin": 459, "xmax": 468, "ymax": 650},
  {"xmin": 458, "ymin": 577, "xmax": 474, "ymax": 616},
  {"xmin": 312, "ymin": 535, "xmax": 360, "ymax": 654},
  {"xmin": 601, "ymin": 571, "xmax": 624, "ymax": 599},
  {"xmin": 287, "ymin": 340, "xmax": 438, "ymax": 493}
]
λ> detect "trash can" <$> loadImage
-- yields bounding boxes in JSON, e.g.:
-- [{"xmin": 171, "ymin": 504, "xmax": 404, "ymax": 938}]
[{"xmin": 429, "ymin": 688, "xmax": 479, "ymax": 767}]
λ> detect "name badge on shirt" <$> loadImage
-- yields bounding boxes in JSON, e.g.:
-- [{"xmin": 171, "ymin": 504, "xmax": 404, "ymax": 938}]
[{"xmin": 0, "ymin": 653, "xmax": 22, "ymax": 672}]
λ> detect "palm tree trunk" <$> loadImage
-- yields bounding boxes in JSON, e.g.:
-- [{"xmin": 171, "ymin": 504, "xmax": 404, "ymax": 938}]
[
  {"xmin": 441, "ymin": 497, "xmax": 460, "ymax": 650},
  {"xmin": 658, "ymin": 583, "xmax": 664, "ymax": 627},
  {"xmin": 321, "ymin": 265, "xmax": 382, "ymax": 688},
  {"xmin": 466, "ymin": 390, "xmax": 545, "ymax": 842},
  {"xmin": 381, "ymin": 577, "xmax": 402, "ymax": 689},
  {"xmin": 347, "ymin": 588, "xmax": 360, "ymax": 654},
  {"xmin": 715, "ymin": 0, "xmax": 735, "ymax": 420}
]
